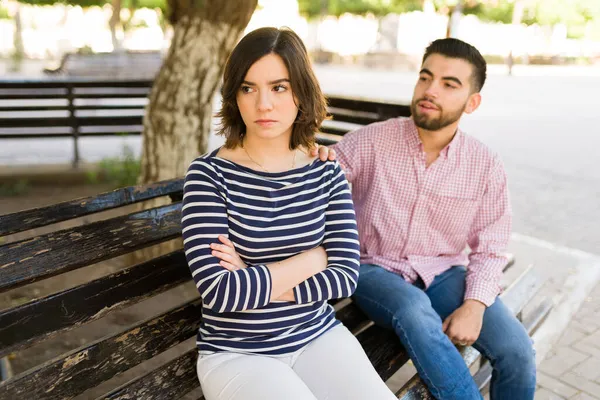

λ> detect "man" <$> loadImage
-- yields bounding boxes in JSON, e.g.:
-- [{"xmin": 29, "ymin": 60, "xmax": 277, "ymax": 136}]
[{"xmin": 315, "ymin": 38, "xmax": 535, "ymax": 399}]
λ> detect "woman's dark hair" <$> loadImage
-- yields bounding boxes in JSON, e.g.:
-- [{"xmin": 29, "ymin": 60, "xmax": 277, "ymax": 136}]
[
  {"xmin": 216, "ymin": 27, "xmax": 327, "ymax": 150},
  {"xmin": 423, "ymin": 38, "xmax": 487, "ymax": 93}
]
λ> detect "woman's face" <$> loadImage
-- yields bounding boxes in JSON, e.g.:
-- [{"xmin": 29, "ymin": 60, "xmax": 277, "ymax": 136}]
[{"xmin": 236, "ymin": 53, "xmax": 299, "ymax": 143}]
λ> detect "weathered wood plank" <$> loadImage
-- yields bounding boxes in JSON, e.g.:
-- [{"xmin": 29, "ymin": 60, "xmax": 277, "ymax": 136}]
[
  {"xmin": 0, "ymin": 179, "xmax": 183, "ymax": 236},
  {"xmin": 0, "ymin": 203, "xmax": 182, "ymax": 293},
  {"xmin": 99, "ymin": 311, "xmax": 407, "ymax": 400},
  {"xmin": 358, "ymin": 326, "xmax": 409, "ymax": 382},
  {"xmin": 0, "ymin": 301, "xmax": 202, "ymax": 399},
  {"xmin": 0, "ymin": 79, "xmax": 153, "ymax": 88},
  {"xmin": 327, "ymin": 96, "xmax": 411, "ymax": 119},
  {"xmin": 100, "ymin": 349, "xmax": 199, "ymax": 400},
  {"xmin": 0, "ymin": 251, "xmax": 190, "ymax": 358},
  {"xmin": 336, "ymin": 301, "xmax": 370, "ymax": 333}
]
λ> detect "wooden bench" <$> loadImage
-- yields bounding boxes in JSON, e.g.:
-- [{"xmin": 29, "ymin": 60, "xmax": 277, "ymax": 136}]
[
  {"xmin": 0, "ymin": 178, "xmax": 552, "ymax": 399},
  {"xmin": 0, "ymin": 79, "xmax": 151, "ymax": 167},
  {"xmin": 43, "ymin": 51, "xmax": 163, "ymax": 80},
  {"xmin": 0, "ymin": 97, "xmax": 551, "ymax": 399}
]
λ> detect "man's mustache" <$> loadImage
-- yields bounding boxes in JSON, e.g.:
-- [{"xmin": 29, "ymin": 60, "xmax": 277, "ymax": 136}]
[{"xmin": 414, "ymin": 97, "xmax": 442, "ymax": 110}]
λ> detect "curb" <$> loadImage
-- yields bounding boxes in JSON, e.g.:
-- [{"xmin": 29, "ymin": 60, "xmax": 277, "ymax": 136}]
[{"xmin": 0, "ymin": 163, "xmax": 101, "ymax": 187}]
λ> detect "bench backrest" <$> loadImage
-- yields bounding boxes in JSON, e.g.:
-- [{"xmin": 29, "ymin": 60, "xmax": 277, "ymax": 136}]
[{"xmin": 0, "ymin": 80, "xmax": 151, "ymax": 141}]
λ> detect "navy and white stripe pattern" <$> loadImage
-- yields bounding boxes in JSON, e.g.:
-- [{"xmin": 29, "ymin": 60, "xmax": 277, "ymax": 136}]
[{"xmin": 182, "ymin": 148, "xmax": 360, "ymax": 355}]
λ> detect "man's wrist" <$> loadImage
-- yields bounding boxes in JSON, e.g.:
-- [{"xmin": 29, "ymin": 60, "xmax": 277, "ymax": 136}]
[{"xmin": 463, "ymin": 299, "xmax": 487, "ymax": 312}]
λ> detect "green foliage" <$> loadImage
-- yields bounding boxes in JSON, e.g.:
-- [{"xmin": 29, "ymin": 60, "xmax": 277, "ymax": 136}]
[
  {"xmin": 0, "ymin": 180, "xmax": 30, "ymax": 197},
  {"xmin": 87, "ymin": 143, "xmax": 140, "ymax": 188},
  {"xmin": 462, "ymin": 1, "xmax": 514, "ymax": 24},
  {"xmin": 433, "ymin": 0, "xmax": 600, "ymax": 32},
  {"xmin": 17, "ymin": 0, "xmax": 167, "ymax": 11},
  {"xmin": 17, "ymin": 0, "xmax": 106, "ymax": 6},
  {"xmin": 0, "ymin": 6, "xmax": 11, "ymax": 19},
  {"xmin": 298, "ymin": 0, "xmax": 421, "ymax": 19}
]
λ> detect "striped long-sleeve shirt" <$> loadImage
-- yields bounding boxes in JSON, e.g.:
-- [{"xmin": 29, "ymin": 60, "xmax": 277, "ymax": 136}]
[{"xmin": 181, "ymin": 149, "xmax": 360, "ymax": 355}]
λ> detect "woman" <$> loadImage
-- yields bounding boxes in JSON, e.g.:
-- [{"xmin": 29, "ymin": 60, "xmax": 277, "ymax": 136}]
[{"xmin": 181, "ymin": 27, "xmax": 395, "ymax": 400}]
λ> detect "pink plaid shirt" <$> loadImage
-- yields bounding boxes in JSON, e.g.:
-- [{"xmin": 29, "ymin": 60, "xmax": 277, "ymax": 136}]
[{"xmin": 333, "ymin": 118, "xmax": 512, "ymax": 306}]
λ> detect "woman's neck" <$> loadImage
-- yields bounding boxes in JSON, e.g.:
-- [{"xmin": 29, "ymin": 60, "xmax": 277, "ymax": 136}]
[{"xmin": 241, "ymin": 134, "xmax": 298, "ymax": 173}]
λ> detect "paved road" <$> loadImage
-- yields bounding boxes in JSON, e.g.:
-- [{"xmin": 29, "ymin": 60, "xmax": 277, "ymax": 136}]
[{"xmin": 1, "ymin": 64, "xmax": 598, "ymax": 255}]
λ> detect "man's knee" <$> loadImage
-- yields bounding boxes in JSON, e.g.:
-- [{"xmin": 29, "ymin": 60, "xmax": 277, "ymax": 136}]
[
  {"xmin": 498, "ymin": 334, "xmax": 535, "ymax": 368},
  {"xmin": 388, "ymin": 293, "xmax": 445, "ymax": 339},
  {"xmin": 354, "ymin": 280, "xmax": 439, "ymax": 332}
]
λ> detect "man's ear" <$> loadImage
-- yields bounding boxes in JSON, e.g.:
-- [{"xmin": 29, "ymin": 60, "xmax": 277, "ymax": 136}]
[{"xmin": 464, "ymin": 92, "xmax": 481, "ymax": 114}]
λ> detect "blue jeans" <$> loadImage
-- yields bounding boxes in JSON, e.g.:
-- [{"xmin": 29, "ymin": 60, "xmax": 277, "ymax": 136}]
[{"xmin": 353, "ymin": 264, "xmax": 536, "ymax": 400}]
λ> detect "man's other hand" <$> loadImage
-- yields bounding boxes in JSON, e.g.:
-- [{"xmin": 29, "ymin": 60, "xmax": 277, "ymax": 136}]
[{"xmin": 442, "ymin": 299, "xmax": 486, "ymax": 347}]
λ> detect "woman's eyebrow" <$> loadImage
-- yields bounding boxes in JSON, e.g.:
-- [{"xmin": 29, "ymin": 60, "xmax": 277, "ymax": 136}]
[{"xmin": 242, "ymin": 78, "xmax": 290, "ymax": 85}]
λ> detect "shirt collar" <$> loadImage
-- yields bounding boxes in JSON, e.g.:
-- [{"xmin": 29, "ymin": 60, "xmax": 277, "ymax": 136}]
[{"xmin": 405, "ymin": 119, "xmax": 461, "ymax": 160}]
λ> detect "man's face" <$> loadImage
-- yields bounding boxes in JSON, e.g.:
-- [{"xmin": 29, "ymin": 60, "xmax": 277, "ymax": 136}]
[{"xmin": 410, "ymin": 54, "xmax": 479, "ymax": 131}]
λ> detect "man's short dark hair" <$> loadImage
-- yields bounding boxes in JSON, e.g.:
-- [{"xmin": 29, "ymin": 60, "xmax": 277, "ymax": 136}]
[
  {"xmin": 217, "ymin": 27, "xmax": 327, "ymax": 150},
  {"xmin": 422, "ymin": 38, "xmax": 487, "ymax": 93}
]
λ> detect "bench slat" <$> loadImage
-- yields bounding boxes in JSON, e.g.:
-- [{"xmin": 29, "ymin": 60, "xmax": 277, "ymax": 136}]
[
  {"xmin": 100, "ymin": 349, "xmax": 199, "ymax": 400},
  {"xmin": 0, "ymin": 301, "xmax": 201, "ymax": 399},
  {"xmin": 0, "ymin": 204, "xmax": 182, "ymax": 293},
  {"xmin": 0, "ymin": 80, "xmax": 153, "ymax": 88},
  {"xmin": 98, "ymin": 303, "xmax": 406, "ymax": 400},
  {"xmin": 0, "ymin": 251, "xmax": 189, "ymax": 358},
  {"xmin": 329, "ymin": 113, "xmax": 386, "ymax": 126},
  {"xmin": 2, "ymin": 116, "xmax": 144, "ymax": 128},
  {"xmin": 359, "ymin": 326, "xmax": 409, "ymax": 381},
  {"xmin": 327, "ymin": 97, "xmax": 411, "ymax": 118},
  {"xmin": 0, "ymin": 178, "xmax": 182, "ymax": 236},
  {"xmin": 335, "ymin": 302, "xmax": 370, "ymax": 332}
]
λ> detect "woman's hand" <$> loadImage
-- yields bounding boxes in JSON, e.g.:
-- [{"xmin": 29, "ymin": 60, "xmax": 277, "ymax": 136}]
[{"xmin": 210, "ymin": 235, "xmax": 246, "ymax": 271}]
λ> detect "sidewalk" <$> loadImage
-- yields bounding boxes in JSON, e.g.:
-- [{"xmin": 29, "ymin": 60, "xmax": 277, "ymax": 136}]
[{"xmin": 536, "ymin": 281, "xmax": 600, "ymax": 399}]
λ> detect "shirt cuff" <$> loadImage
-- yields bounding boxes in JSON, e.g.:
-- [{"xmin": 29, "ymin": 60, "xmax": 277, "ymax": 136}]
[
  {"xmin": 293, "ymin": 280, "xmax": 310, "ymax": 304},
  {"xmin": 464, "ymin": 276, "xmax": 501, "ymax": 307},
  {"xmin": 250, "ymin": 264, "xmax": 273, "ymax": 307}
]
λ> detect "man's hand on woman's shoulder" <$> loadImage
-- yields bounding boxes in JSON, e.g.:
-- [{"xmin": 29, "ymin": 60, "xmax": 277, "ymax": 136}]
[{"xmin": 310, "ymin": 145, "xmax": 337, "ymax": 162}]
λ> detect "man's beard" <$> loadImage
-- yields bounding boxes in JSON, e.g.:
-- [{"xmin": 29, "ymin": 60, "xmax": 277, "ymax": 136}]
[{"xmin": 410, "ymin": 98, "xmax": 466, "ymax": 131}]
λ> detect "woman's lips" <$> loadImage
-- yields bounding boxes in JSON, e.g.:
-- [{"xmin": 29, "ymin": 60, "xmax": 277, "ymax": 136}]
[{"xmin": 255, "ymin": 119, "xmax": 277, "ymax": 127}]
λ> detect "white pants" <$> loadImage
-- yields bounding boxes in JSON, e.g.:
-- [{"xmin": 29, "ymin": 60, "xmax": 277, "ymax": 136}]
[{"xmin": 196, "ymin": 324, "xmax": 396, "ymax": 400}]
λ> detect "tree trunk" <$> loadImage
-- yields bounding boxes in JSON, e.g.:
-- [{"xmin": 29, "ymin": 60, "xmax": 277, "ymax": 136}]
[
  {"xmin": 131, "ymin": 0, "xmax": 257, "ymax": 262},
  {"xmin": 109, "ymin": 0, "xmax": 122, "ymax": 51},
  {"xmin": 140, "ymin": 0, "xmax": 257, "ymax": 184},
  {"xmin": 507, "ymin": 0, "xmax": 525, "ymax": 75},
  {"xmin": 446, "ymin": 0, "xmax": 463, "ymax": 38},
  {"xmin": 11, "ymin": 4, "xmax": 24, "ymax": 72}
]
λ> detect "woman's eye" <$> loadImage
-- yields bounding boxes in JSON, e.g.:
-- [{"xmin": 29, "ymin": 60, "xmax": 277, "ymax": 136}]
[
  {"xmin": 240, "ymin": 86, "xmax": 253, "ymax": 94},
  {"xmin": 273, "ymin": 84, "xmax": 287, "ymax": 92}
]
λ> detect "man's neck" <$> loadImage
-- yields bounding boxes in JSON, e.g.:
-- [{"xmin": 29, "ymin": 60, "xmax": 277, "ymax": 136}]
[{"xmin": 417, "ymin": 122, "xmax": 459, "ymax": 154}]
